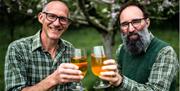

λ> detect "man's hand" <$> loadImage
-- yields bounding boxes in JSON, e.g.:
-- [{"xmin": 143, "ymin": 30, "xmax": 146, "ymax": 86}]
[
  {"xmin": 99, "ymin": 59, "xmax": 123, "ymax": 86},
  {"xmin": 49, "ymin": 63, "xmax": 83, "ymax": 85},
  {"xmin": 22, "ymin": 63, "xmax": 83, "ymax": 91}
]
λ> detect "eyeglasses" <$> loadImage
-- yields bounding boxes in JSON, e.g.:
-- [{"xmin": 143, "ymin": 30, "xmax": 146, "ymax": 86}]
[
  {"xmin": 120, "ymin": 18, "xmax": 146, "ymax": 30},
  {"xmin": 42, "ymin": 12, "xmax": 72, "ymax": 25}
]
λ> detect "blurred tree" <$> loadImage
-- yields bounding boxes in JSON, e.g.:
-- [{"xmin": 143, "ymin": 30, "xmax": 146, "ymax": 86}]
[
  {"xmin": 75, "ymin": 0, "xmax": 120, "ymax": 58},
  {"xmin": 1, "ymin": 0, "xmax": 44, "ymax": 40},
  {"xmin": 1, "ymin": 0, "xmax": 178, "ymax": 57},
  {"xmin": 64, "ymin": 0, "xmax": 179, "ymax": 57}
]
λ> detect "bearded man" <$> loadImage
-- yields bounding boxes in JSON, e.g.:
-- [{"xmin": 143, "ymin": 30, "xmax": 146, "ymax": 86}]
[{"xmin": 98, "ymin": 2, "xmax": 179, "ymax": 91}]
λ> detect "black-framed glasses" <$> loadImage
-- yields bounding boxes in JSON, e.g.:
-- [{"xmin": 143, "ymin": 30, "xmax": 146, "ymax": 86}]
[
  {"xmin": 42, "ymin": 12, "xmax": 72, "ymax": 25},
  {"xmin": 120, "ymin": 18, "xmax": 146, "ymax": 30}
]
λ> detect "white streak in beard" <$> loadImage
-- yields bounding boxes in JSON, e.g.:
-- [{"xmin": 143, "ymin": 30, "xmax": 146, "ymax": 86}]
[{"xmin": 121, "ymin": 27, "xmax": 151, "ymax": 55}]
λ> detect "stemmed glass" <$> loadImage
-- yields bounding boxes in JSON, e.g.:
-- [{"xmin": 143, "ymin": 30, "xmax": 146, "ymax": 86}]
[
  {"xmin": 91, "ymin": 46, "xmax": 110, "ymax": 89},
  {"xmin": 70, "ymin": 48, "xmax": 88, "ymax": 91}
]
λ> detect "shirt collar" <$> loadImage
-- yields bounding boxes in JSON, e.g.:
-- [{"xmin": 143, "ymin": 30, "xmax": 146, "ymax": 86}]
[
  {"xmin": 32, "ymin": 31, "xmax": 42, "ymax": 52},
  {"xmin": 31, "ymin": 30, "xmax": 69, "ymax": 52}
]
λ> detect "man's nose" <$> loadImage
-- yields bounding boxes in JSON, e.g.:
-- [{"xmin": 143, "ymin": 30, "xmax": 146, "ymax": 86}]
[
  {"xmin": 128, "ymin": 23, "xmax": 136, "ymax": 33},
  {"xmin": 53, "ymin": 18, "xmax": 61, "ymax": 26}
]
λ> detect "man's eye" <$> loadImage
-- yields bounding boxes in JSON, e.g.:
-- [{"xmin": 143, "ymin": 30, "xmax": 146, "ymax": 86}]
[
  {"xmin": 48, "ymin": 14, "xmax": 57, "ymax": 19},
  {"xmin": 59, "ymin": 16, "xmax": 68, "ymax": 22},
  {"xmin": 121, "ymin": 22, "xmax": 129, "ymax": 27},
  {"xmin": 132, "ymin": 19, "xmax": 141, "ymax": 24}
]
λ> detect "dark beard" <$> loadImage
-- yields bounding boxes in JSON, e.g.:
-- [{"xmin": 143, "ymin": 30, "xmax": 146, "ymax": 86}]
[
  {"xmin": 121, "ymin": 28, "xmax": 151, "ymax": 55},
  {"xmin": 126, "ymin": 33, "xmax": 144, "ymax": 55}
]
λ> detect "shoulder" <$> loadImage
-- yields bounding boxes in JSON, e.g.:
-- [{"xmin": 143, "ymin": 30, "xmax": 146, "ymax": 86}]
[
  {"xmin": 156, "ymin": 46, "xmax": 179, "ymax": 68},
  {"xmin": 153, "ymin": 37, "xmax": 169, "ymax": 47},
  {"xmin": 5, "ymin": 36, "xmax": 34, "ymax": 59},
  {"xmin": 8, "ymin": 36, "xmax": 33, "ymax": 50},
  {"xmin": 158, "ymin": 46, "xmax": 177, "ymax": 58}
]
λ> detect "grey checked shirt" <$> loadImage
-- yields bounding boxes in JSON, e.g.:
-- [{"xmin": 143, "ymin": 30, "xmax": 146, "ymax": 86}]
[{"xmin": 5, "ymin": 31, "xmax": 74, "ymax": 91}]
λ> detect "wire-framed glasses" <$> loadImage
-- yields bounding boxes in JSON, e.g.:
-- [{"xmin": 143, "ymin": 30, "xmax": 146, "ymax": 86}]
[{"xmin": 120, "ymin": 18, "xmax": 146, "ymax": 30}]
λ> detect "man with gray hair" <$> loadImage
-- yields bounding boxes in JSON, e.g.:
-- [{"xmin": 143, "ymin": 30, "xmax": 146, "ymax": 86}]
[
  {"xmin": 5, "ymin": 0, "xmax": 83, "ymax": 91},
  {"xmin": 99, "ymin": 2, "xmax": 179, "ymax": 91}
]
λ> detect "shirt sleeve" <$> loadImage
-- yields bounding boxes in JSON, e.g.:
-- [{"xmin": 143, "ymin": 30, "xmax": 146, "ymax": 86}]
[
  {"xmin": 116, "ymin": 46, "xmax": 179, "ymax": 91},
  {"xmin": 4, "ymin": 43, "xmax": 27, "ymax": 91}
]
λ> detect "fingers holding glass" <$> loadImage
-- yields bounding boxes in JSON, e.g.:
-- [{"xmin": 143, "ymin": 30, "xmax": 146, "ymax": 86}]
[
  {"xmin": 70, "ymin": 48, "xmax": 88, "ymax": 91},
  {"xmin": 56, "ymin": 63, "xmax": 83, "ymax": 84},
  {"xmin": 99, "ymin": 59, "xmax": 122, "ymax": 86},
  {"xmin": 91, "ymin": 46, "xmax": 111, "ymax": 89}
]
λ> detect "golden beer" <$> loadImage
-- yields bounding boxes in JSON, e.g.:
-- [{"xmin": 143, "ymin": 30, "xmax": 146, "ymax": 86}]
[
  {"xmin": 91, "ymin": 54, "xmax": 107, "ymax": 76},
  {"xmin": 71, "ymin": 56, "xmax": 88, "ymax": 76}
]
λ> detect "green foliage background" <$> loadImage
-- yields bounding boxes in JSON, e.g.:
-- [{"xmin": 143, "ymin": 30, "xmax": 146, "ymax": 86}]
[{"xmin": 0, "ymin": 21, "xmax": 179, "ymax": 91}]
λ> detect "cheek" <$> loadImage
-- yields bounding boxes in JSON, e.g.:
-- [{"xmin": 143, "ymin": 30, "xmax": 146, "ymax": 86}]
[
  {"xmin": 120, "ymin": 29, "xmax": 128, "ymax": 34},
  {"xmin": 43, "ymin": 21, "xmax": 51, "ymax": 28},
  {"xmin": 63, "ymin": 25, "xmax": 69, "ymax": 30},
  {"xmin": 138, "ymin": 26, "xmax": 144, "ymax": 31},
  {"xmin": 137, "ymin": 23, "xmax": 146, "ymax": 31}
]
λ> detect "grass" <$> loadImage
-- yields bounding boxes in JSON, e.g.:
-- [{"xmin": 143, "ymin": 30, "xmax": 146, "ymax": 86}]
[
  {"xmin": 62, "ymin": 27, "xmax": 103, "ymax": 50},
  {"xmin": 0, "ymin": 23, "xmax": 179, "ymax": 91}
]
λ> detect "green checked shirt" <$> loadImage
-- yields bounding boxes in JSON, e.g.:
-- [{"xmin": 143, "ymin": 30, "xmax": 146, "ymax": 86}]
[
  {"xmin": 5, "ymin": 31, "xmax": 74, "ymax": 91},
  {"xmin": 114, "ymin": 33, "xmax": 179, "ymax": 91}
]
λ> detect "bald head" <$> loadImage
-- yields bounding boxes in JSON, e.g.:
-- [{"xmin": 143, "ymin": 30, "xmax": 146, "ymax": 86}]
[{"xmin": 42, "ymin": 1, "xmax": 69, "ymax": 16}]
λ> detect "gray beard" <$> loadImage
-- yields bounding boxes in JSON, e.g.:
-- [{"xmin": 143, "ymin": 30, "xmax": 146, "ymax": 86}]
[{"xmin": 121, "ymin": 28, "xmax": 151, "ymax": 55}]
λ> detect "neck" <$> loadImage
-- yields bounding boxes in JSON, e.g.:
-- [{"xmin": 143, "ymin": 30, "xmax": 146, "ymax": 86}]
[{"xmin": 41, "ymin": 32, "xmax": 59, "ymax": 59}]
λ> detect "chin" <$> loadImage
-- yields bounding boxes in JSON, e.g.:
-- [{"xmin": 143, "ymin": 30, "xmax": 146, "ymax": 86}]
[
  {"xmin": 48, "ymin": 33, "xmax": 61, "ymax": 40},
  {"xmin": 51, "ymin": 35, "xmax": 61, "ymax": 40}
]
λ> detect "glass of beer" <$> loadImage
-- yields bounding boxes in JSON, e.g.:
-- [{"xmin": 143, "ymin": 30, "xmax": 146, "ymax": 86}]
[
  {"xmin": 70, "ymin": 48, "xmax": 88, "ymax": 91},
  {"xmin": 91, "ymin": 46, "xmax": 110, "ymax": 89}
]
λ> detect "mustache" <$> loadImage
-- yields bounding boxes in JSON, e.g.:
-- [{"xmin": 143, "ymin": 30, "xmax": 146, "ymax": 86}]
[{"xmin": 127, "ymin": 32, "xmax": 140, "ymax": 40}]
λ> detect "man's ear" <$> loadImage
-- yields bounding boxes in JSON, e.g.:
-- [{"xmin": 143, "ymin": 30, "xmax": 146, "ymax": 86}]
[
  {"xmin": 146, "ymin": 18, "xmax": 150, "ymax": 28},
  {"xmin": 38, "ymin": 12, "xmax": 44, "ymax": 24}
]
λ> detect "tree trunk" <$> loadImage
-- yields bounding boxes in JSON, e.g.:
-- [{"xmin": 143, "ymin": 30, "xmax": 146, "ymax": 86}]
[
  {"xmin": 10, "ymin": 24, "xmax": 14, "ymax": 41},
  {"xmin": 9, "ymin": 13, "xmax": 15, "ymax": 41},
  {"xmin": 101, "ymin": 32, "xmax": 114, "ymax": 58}
]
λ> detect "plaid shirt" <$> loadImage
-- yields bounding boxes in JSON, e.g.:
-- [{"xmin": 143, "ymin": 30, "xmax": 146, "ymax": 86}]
[
  {"xmin": 5, "ymin": 31, "xmax": 74, "ymax": 91},
  {"xmin": 115, "ymin": 34, "xmax": 179, "ymax": 91}
]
